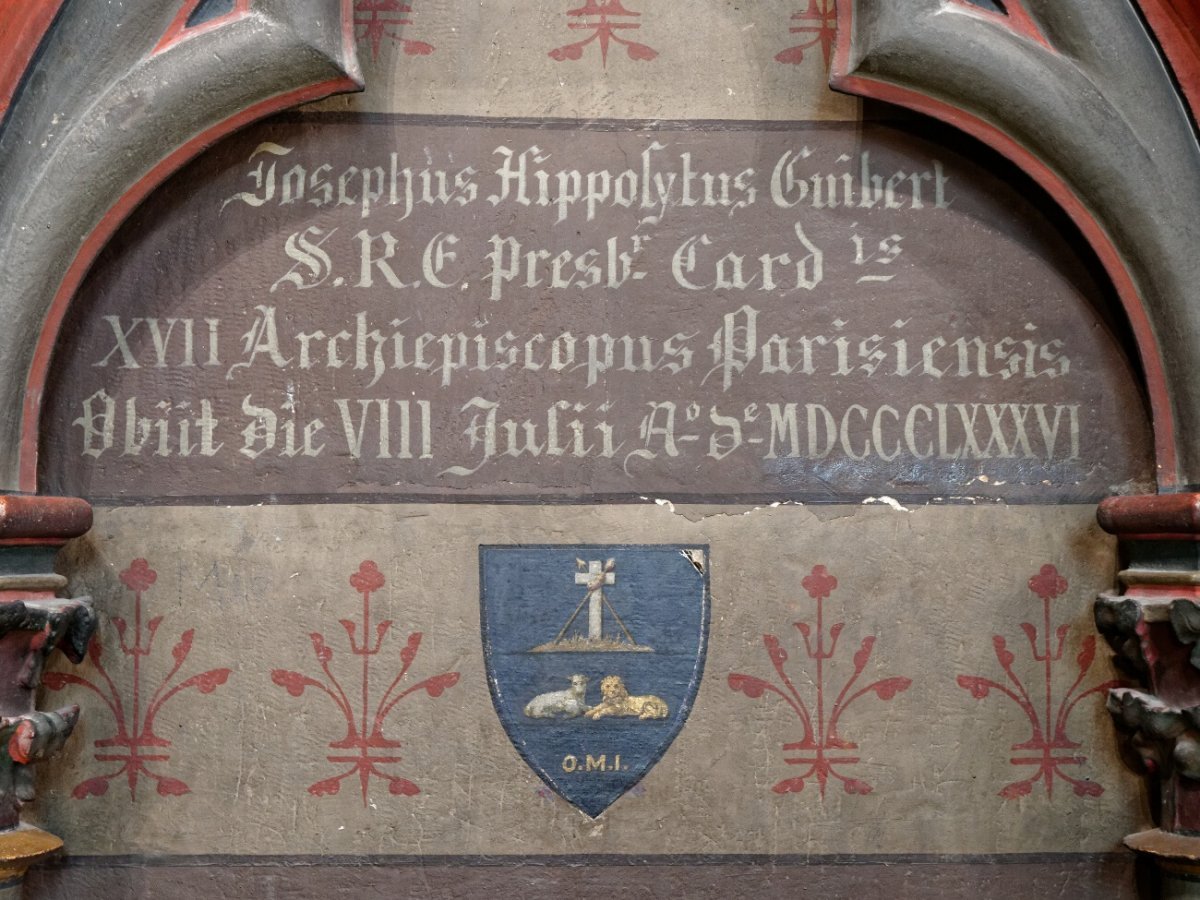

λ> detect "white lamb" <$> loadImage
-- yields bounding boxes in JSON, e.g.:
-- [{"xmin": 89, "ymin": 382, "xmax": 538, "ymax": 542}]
[{"xmin": 524, "ymin": 674, "xmax": 589, "ymax": 719}]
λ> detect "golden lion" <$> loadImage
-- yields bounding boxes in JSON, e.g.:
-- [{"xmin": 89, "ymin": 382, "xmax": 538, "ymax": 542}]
[{"xmin": 585, "ymin": 675, "xmax": 669, "ymax": 720}]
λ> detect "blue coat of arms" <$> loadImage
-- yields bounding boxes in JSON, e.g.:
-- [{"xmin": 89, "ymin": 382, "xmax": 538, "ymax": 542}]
[{"xmin": 480, "ymin": 544, "xmax": 710, "ymax": 817}]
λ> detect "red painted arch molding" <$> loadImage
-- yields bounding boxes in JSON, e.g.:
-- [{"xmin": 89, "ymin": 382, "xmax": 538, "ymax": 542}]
[{"xmin": 14, "ymin": 0, "xmax": 362, "ymax": 491}]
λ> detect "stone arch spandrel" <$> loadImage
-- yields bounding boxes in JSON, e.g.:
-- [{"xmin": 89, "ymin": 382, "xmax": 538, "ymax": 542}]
[
  {"xmin": 832, "ymin": 0, "xmax": 1200, "ymax": 489},
  {"xmin": 0, "ymin": 0, "xmax": 363, "ymax": 493}
]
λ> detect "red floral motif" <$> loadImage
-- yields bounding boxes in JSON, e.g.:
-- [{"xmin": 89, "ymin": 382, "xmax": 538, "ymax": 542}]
[
  {"xmin": 44, "ymin": 559, "xmax": 232, "ymax": 800},
  {"xmin": 549, "ymin": 1, "xmax": 658, "ymax": 69},
  {"xmin": 775, "ymin": 1, "xmax": 837, "ymax": 68},
  {"xmin": 1028, "ymin": 563, "xmax": 1069, "ymax": 601},
  {"xmin": 350, "ymin": 559, "xmax": 387, "ymax": 594},
  {"xmin": 354, "ymin": 1, "xmax": 435, "ymax": 62},
  {"xmin": 118, "ymin": 557, "xmax": 157, "ymax": 592},
  {"xmin": 729, "ymin": 565, "xmax": 912, "ymax": 798},
  {"xmin": 271, "ymin": 561, "xmax": 459, "ymax": 804},
  {"xmin": 956, "ymin": 564, "xmax": 1119, "ymax": 799},
  {"xmin": 801, "ymin": 564, "xmax": 838, "ymax": 600}
]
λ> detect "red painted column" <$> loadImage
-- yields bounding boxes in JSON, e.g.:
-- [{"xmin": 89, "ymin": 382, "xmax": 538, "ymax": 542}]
[
  {"xmin": 1097, "ymin": 494, "xmax": 1200, "ymax": 894},
  {"xmin": 0, "ymin": 496, "xmax": 95, "ymax": 889}
]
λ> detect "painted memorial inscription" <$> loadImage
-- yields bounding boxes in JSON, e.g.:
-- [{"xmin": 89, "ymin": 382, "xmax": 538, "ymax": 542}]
[
  {"xmin": 40, "ymin": 116, "xmax": 1152, "ymax": 502},
  {"xmin": 480, "ymin": 545, "xmax": 709, "ymax": 817}
]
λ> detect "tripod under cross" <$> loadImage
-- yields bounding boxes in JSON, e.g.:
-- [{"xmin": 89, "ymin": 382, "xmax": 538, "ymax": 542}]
[{"xmin": 530, "ymin": 558, "xmax": 652, "ymax": 653}]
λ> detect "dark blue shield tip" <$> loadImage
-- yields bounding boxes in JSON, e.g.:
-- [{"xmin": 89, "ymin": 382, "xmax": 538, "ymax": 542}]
[{"xmin": 480, "ymin": 544, "xmax": 710, "ymax": 817}]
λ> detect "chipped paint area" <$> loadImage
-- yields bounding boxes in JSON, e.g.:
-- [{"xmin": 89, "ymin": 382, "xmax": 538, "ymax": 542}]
[{"xmin": 862, "ymin": 496, "xmax": 914, "ymax": 513}]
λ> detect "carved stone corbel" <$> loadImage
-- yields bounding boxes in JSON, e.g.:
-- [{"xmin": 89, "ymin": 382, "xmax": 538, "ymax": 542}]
[
  {"xmin": 1096, "ymin": 494, "xmax": 1200, "ymax": 894},
  {"xmin": 0, "ymin": 496, "xmax": 95, "ymax": 891}
]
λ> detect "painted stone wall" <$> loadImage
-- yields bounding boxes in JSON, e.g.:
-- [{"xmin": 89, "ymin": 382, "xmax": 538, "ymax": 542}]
[
  {"xmin": 29, "ymin": 2, "xmax": 1153, "ymax": 895},
  {"xmin": 42, "ymin": 504, "xmax": 1140, "ymax": 855}
]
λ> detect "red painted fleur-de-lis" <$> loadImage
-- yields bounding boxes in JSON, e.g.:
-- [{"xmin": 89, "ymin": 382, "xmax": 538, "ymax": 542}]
[
  {"xmin": 775, "ymin": 1, "xmax": 837, "ymax": 68},
  {"xmin": 271, "ymin": 561, "xmax": 459, "ymax": 804},
  {"xmin": 549, "ymin": 1, "xmax": 658, "ymax": 68},
  {"xmin": 354, "ymin": 0, "xmax": 435, "ymax": 62},
  {"xmin": 44, "ymin": 559, "xmax": 232, "ymax": 800},
  {"xmin": 957, "ymin": 564, "xmax": 1119, "ymax": 799},
  {"xmin": 729, "ymin": 565, "xmax": 912, "ymax": 798}
]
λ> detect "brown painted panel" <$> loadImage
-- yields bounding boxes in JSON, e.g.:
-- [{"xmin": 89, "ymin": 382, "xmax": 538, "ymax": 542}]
[{"xmin": 40, "ymin": 115, "xmax": 1152, "ymax": 504}]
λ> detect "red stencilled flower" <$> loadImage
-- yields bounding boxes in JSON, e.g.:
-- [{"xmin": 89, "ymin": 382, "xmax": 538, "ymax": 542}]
[
  {"xmin": 573, "ymin": 0, "xmax": 634, "ymax": 14},
  {"xmin": 727, "ymin": 673, "xmax": 772, "ymax": 699},
  {"xmin": 731, "ymin": 562, "xmax": 910, "ymax": 801},
  {"xmin": 120, "ymin": 559, "xmax": 157, "ymax": 593},
  {"xmin": 763, "ymin": 634, "xmax": 788, "ymax": 667},
  {"xmin": 274, "ymin": 560, "xmax": 459, "ymax": 806},
  {"xmin": 624, "ymin": 40, "xmax": 657, "ymax": 61},
  {"xmin": 955, "ymin": 562, "xmax": 1118, "ymax": 800},
  {"xmin": 999, "ymin": 779, "xmax": 1034, "ymax": 800},
  {"xmin": 1028, "ymin": 564, "xmax": 1068, "ymax": 601},
  {"xmin": 1072, "ymin": 779, "xmax": 1104, "ymax": 798},
  {"xmin": 184, "ymin": 669, "xmax": 232, "ymax": 695},
  {"xmin": 842, "ymin": 777, "xmax": 873, "ymax": 795},
  {"xmin": 869, "ymin": 677, "xmax": 912, "ymax": 701},
  {"xmin": 308, "ymin": 775, "xmax": 343, "ymax": 797},
  {"xmin": 403, "ymin": 40, "xmax": 434, "ymax": 56},
  {"xmin": 354, "ymin": 0, "xmax": 437, "ymax": 62},
  {"xmin": 957, "ymin": 675, "xmax": 993, "ymax": 700},
  {"xmin": 72, "ymin": 776, "xmax": 111, "ymax": 799},
  {"xmin": 47, "ymin": 557, "xmax": 232, "ymax": 802},
  {"xmin": 351, "ymin": 560, "xmax": 386, "ymax": 594},
  {"xmin": 154, "ymin": 776, "xmax": 191, "ymax": 797},
  {"xmin": 548, "ymin": 43, "xmax": 584, "ymax": 62},
  {"xmin": 310, "ymin": 633, "xmax": 333, "ymax": 664},
  {"xmin": 172, "ymin": 630, "xmax": 194, "ymax": 666},
  {"xmin": 801, "ymin": 565, "xmax": 838, "ymax": 600},
  {"xmin": 271, "ymin": 670, "xmax": 310, "ymax": 698},
  {"xmin": 387, "ymin": 777, "xmax": 421, "ymax": 796},
  {"xmin": 772, "ymin": 777, "xmax": 807, "ymax": 794},
  {"xmin": 421, "ymin": 672, "xmax": 460, "ymax": 698},
  {"xmin": 774, "ymin": 2, "xmax": 837, "ymax": 70},
  {"xmin": 549, "ymin": 0, "xmax": 658, "ymax": 68},
  {"xmin": 400, "ymin": 633, "xmax": 422, "ymax": 669}
]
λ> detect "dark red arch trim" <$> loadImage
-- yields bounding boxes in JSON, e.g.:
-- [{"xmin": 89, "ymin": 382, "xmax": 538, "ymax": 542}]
[
  {"xmin": 153, "ymin": 0, "xmax": 252, "ymax": 56},
  {"xmin": 946, "ymin": 0, "xmax": 1050, "ymax": 50},
  {"xmin": 0, "ymin": 0, "xmax": 65, "ymax": 120},
  {"xmin": 830, "ymin": 2, "xmax": 1179, "ymax": 487},
  {"xmin": 1136, "ymin": 0, "xmax": 1200, "ymax": 124},
  {"xmin": 16, "ymin": 0, "xmax": 360, "ymax": 491}
]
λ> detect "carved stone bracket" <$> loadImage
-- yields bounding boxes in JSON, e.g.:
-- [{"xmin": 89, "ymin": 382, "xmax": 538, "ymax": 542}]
[
  {"xmin": 0, "ymin": 496, "xmax": 95, "ymax": 888},
  {"xmin": 1097, "ymin": 494, "xmax": 1200, "ymax": 893}
]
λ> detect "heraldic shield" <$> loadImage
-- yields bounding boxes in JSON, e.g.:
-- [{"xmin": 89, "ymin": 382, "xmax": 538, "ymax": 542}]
[{"xmin": 480, "ymin": 545, "xmax": 710, "ymax": 817}]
